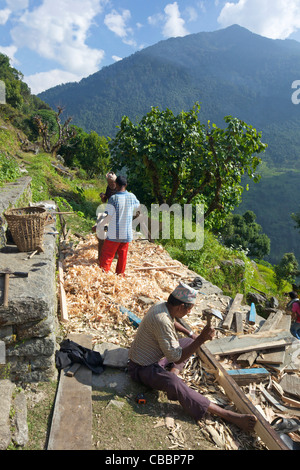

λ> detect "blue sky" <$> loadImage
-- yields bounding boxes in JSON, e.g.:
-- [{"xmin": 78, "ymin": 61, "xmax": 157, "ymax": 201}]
[{"xmin": 1, "ymin": 0, "xmax": 300, "ymax": 94}]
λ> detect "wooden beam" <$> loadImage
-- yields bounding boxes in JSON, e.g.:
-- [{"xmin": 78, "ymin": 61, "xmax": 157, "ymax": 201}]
[
  {"xmin": 206, "ymin": 331, "xmax": 293, "ymax": 356},
  {"xmin": 58, "ymin": 261, "xmax": 68, "ymax": 322},
  {"xmin": 133, "ymin": 265, "xmax": 181, "ymax": 271},
  {"xmin": 227, "ymin": 367, "xmax": 270, "ymax": 385},
  {"xmin": 119, "ymin": 306, "xmax": 141, "ymax": 328},
  {"xmin": 197, "ymin": 345, "xmax": 290, "ymax": 450},
  {"xmin": 235, "ymin": 312, "xmax": 244, "ymax": 334},
  {"xmin": 237, "ymin": 310, "xmax": 285, "ymax": 365},
  {"xmin": 222, "ymin": 293, "xmax": 243, "ymax": 330},
  {"xmin": 248, "ymin": 302, "xmax": 256, "ymax": 325},
  {"xmin": 47, "ymin": 334, "xmax": 93, "ymax": 450}
]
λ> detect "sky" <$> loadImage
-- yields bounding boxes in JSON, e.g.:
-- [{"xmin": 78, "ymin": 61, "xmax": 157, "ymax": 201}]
[{"xmin": 2, "ymin": 0, "xmax": 300, "ymax": 95}]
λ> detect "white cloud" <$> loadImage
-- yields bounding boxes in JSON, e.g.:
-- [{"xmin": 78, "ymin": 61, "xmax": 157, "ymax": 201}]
[
  {"xmin": 112, "ymin": 55, "xmax": 122, "ymax": 62},
  {"xmin": 104, "ymin": 9, "xmax": 131, "ymax": 38},
  {"xmin": 218, "ymin": 0, "xmax": 300, "ymax": 39},
  {"xmin": 9, "ymin": 0, "xmax": 105, "ymax": 76},
  {"xmin": 0, "ymin": 44, "xmax": 18, "ymax": 65},
  {"xmin": 5, "ymin": 0, "xmax": 28, "ymax": 11},
  {"xmin": 24, "ymin": 69, "xmax": 82, "ymax": 94},
  {"xmin": 163, "ymin": 2, "xmax": 189, "ymax": 38},
  {"xmin": 0, "ymin": 8, "xmax": 11, "ymax": 25},
  {"xmin": 185, "ymin": 6, "xmax": 198, "ymax": 23},
  {"xmin": 148, "ymin": 12, "xmax": 164, "ymax": 27}
]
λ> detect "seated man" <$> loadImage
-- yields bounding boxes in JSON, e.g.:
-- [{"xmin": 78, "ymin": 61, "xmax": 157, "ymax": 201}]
[{"xmin": 128, "ymin": 282, "xmax": 257, "ymax": 432}]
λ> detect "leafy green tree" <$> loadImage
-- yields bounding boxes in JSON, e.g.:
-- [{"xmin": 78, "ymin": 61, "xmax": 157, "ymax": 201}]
[
  {"xmin": 110, "ymin": 104, "xmax": 267, "ymax": 226},
  {"xmin": 274, "ymin": 252, "xmax": 299, "ymax": 291},
  {"xmin": 219, "ymin": 210, "xmax": 271, "ymax": 258},
  {"xmin": 59, "ymin": 126, "xmax": 110, "ymax": 178}
]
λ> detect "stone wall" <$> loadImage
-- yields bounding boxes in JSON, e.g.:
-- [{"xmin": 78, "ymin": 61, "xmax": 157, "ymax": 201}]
[{"xmin": 0, "ymin": 177, "xmax": 59, "ymax": 382}]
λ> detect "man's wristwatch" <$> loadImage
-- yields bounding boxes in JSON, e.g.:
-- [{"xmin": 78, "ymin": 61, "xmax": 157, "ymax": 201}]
[{"xmin": 188, "ymin": 331, "xmax": 193, "ymax": 337}]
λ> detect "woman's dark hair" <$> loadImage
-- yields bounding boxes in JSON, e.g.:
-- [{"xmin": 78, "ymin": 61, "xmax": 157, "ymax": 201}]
[{"xmin": 167, "ymin": 293, "xmax": 193, "ymax": 309}]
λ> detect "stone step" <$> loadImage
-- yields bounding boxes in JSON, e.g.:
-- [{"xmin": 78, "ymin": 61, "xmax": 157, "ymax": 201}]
[{"xmin": 0, "ymin": 379, "xmax": 29, "ymax": 449}]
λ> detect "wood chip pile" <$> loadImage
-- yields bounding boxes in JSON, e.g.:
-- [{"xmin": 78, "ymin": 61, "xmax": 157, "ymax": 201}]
[
  {"xmin": 61, "ymin": 234, "xmax": 208, "ymax": 345},
  {"xmin": 59, "ymin": 232, "xmax": 300, "ymax": 451}
]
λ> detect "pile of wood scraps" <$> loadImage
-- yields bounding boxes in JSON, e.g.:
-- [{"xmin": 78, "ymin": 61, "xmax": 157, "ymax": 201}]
[
  {"xmin": 192, "ymin": 294, "xmax": 300, "ymax": 450},
  {"xmin": 59, "ymin": 234, "xmax": 202, "ymax": 345}
]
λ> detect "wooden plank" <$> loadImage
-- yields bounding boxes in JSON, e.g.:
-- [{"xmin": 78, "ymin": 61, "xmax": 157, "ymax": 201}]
[
  {"xmin": 133, "ymin": 265, "xmax": 181, "ymax": 271},
  {"xmin": 206, "ymin": 331, "xmax": 293, "ymax": 356},
  {"xmin": 259, "ymin": 385, "xmax": 300, "ymax": 417},
  {"xmin": 272, "ymin": 380, "xmax": 300, "ymax": 408},
  {"xmin": 269, "ymin": 340, "xmax": 300, "ymax": 373},
  {"xmin": 280, "ymin": 374, "xmax": 300, "ymax": 400},
  {"xmin": 227, "ymin": 367, "xmax": 270, "ymax": 385},
  {"xmin": 256, "ymin": 348, "xmax": 286, "ymax": 365},
  {"xmin": 65, "ymin": 363, "xmax": 81, "ymax": 377},
  {"xmin": 119, "ymin": 306, "xmax": 141, "ymax": 328},
  {"xmin": 237, "ymin": 350, "xmax": 258, "ymax": 367},
  {"xmin": 237, "ymin": 311, "xmax": 286, "ymax": 366},
  {"xmin": 197, "ymin": 345, "xmax": 290, "ymax": 450},
  {"xmin": 260, "ymin": 310, "xmax": 284, "ymax": 332},
  {"xmin": 222, "ymin": 293, "xmax": 243, "ymax": 330},
  {"xmin": 47, "ymin": 334, "xmax": 93, "ymax": 450},
  {"xmin": 248, "ymin": 303, "xmax": 256, "ymax": 325},
  {"xmin": 235, "ymin": 312, "xmax": 244, "ymax": 334},
  {"xmin": 58, "ymin": 261, "xmax": 68, "ymax": 323}
]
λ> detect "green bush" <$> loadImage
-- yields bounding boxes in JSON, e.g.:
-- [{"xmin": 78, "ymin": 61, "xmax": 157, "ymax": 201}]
[{"xmin": 0, "ymin": 153, "xmax": 20, "ymax": 184}]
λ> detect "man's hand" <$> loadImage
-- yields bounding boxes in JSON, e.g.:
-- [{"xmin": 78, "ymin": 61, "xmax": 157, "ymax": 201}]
[{"xmin": 198, "ymin": 325, "xmax": 215, "ymax": 343}]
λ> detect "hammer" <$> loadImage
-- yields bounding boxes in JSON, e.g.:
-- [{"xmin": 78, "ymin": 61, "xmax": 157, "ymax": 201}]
[
  {"xmin": 202, "ymin": 308, "xmax": 223, "ymax": 327},
  {"xmin": 0, "ymin": 268, "xmax": 28, "ymax": 307},
  {"xmin": 26, "ymin": 245, "xmax": 44, "ymax": 260}
]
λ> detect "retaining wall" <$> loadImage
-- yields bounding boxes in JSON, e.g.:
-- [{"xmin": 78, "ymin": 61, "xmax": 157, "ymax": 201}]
[{"xmin": 0, "ymin": 177, "xmax": 58, "ymax": 382}]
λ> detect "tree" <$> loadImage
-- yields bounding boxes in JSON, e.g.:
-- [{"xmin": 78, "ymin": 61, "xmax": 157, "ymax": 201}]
[
  {"xmin": 34, "ymin": 106, "xmax": 76, "ymax": 156},
  {"xmin": 110, "ymin": 104, "xmax": 267, "ymax": 226},
  {"xmin": 219, "ymin": 210, "xmax": 271, "ymax": 259},
  {"xmin": 274, "ymin": 252, "xmax": 299, "ymax": 292},
  {"xmin": 59, "ymin": 126, "xmax": 110, "ymax": 178}
]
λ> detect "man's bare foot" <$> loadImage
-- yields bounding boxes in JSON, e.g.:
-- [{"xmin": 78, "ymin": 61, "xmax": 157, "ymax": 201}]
[
  {"xmin": 207, "ymin": 403, "xmax": 257, "ymax": 432},
  {"xmin": 226, "ymin": 413, "xmax": 257, "ymax": 432}
]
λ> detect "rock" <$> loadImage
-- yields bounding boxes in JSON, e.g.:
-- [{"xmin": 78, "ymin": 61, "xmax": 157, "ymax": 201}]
[
  {"xmin": 246, "ymin": 292, "xmax": 267, "ymax": 305},
  {"xmin": 268, "ymin": 297, "xmax": 279, "ymax": 309},
  {"xmin": 13, "ymin": 391, "xmax": 28, "ymax": 447},
  {"xmin": 0, "ymin": 380, "xmax": 14, "ymax": 450}
]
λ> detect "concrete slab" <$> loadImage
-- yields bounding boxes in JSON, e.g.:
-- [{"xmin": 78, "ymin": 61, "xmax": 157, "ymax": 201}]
[{"xmin": 92, "ymin": 367, "xmax": 133, "ymax": 396}]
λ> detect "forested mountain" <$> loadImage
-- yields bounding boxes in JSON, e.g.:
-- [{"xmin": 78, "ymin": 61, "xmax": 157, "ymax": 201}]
[{"xmin": 38, "ymin": 25, "xmax": 300, "ymax": 265}]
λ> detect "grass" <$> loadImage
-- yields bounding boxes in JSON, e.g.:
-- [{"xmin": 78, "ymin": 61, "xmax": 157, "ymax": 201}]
[{"xmin": 161, "ymin": 227, "xmax": 290, "ymax": 302}]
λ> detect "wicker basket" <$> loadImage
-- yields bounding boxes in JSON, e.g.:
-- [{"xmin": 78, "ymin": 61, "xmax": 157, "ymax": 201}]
[{"xmin": 4, "ymin": 206, "xmax": 47, "ymax": 252}]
